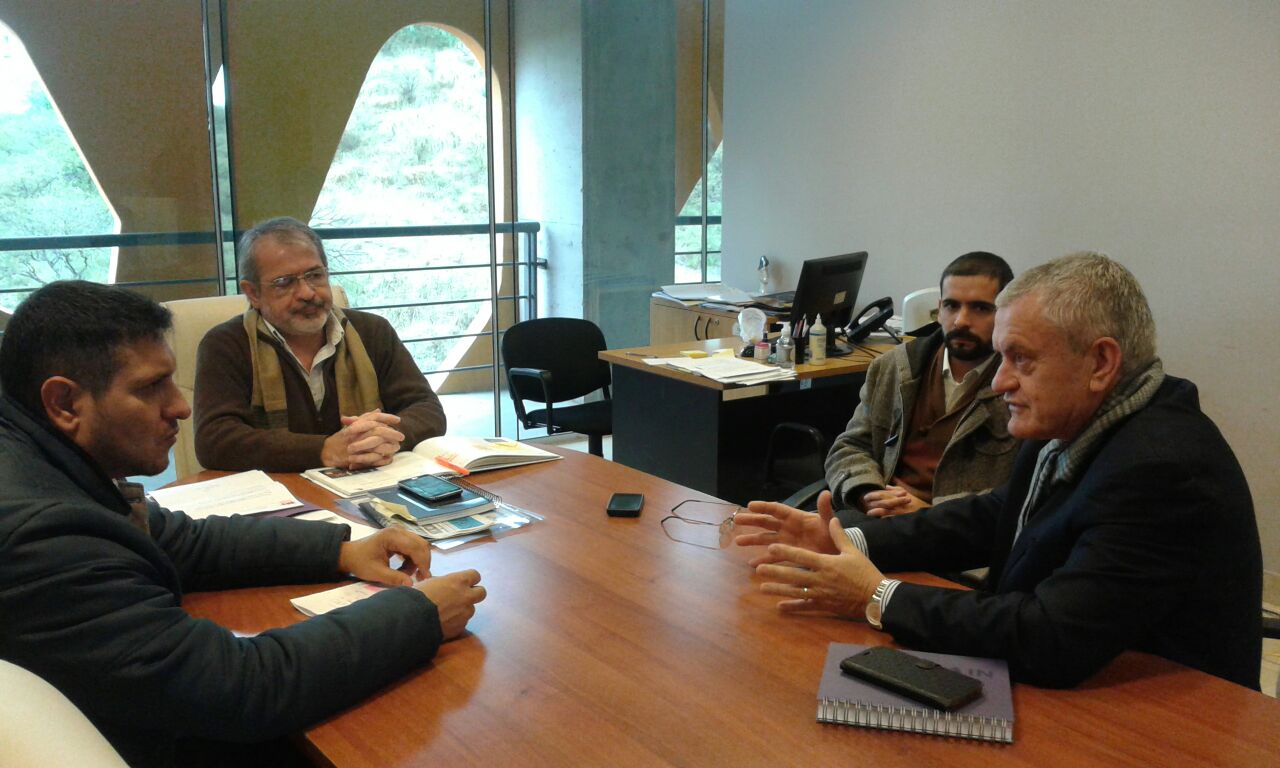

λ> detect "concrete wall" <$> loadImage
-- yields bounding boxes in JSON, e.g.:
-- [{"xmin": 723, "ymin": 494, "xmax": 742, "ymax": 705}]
[
  {"xmin": 514, "ymin": 1, "xmax": 584, "ymax": 321},
  {"xmin": 722, "ymin": 1, "xmax": 1280, "ymax": 582},
  {"xmin": 581, "ymin": 1, "xmax": 678, "ymax": 348}
]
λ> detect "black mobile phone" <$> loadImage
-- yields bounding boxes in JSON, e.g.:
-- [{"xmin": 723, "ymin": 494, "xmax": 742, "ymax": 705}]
[
  {"xmin": 839, "ymin": 647, "xmax": 983, "ymax": 711},
  {"xmin": 398, "ymin": 474, "xmax": 464, "ymax": 504},
  {"xmin": 606, "ymin": 493, "xmax": 644, "ymax": 517}
]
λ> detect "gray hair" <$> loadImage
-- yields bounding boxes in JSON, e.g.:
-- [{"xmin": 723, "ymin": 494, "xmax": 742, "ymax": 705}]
[
  {"xmin": 996, "ymin": 252, "xmax": 1157, "ymax": 381},
  {"xmin": 237, "ymin": 216, "xmax": 328, "ymax": 285}
]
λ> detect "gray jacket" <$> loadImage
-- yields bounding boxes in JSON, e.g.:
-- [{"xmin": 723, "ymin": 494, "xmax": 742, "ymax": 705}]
[{"xmin": 825, "ymin": 330, "xmax": 1019, "ymax": 509}]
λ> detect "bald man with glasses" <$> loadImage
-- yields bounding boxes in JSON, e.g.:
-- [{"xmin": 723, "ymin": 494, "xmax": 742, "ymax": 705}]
[{"xmin": 194, "ymin": 217, "xmax": 446, "ymax": 472}]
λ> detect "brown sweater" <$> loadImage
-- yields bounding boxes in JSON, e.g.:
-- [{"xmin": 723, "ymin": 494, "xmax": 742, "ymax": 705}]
[{"xmin": 194, "ymin": 309, "xmax": 446, "ymax": 472}]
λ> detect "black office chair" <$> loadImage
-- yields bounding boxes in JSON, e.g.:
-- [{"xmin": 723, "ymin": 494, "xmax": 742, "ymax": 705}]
[
  {"xmin": 761, "ymin": 422, "xmax": 828, "ymax": 502},
  {"xmin": 501, "ymin": 317, "xmax": 613, "ymax": 457}
]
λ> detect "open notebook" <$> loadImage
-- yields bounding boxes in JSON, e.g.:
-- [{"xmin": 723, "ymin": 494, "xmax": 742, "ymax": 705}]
[{"xmin": 303, "ymin": 436, "xmax": 560, "ymax": 497}]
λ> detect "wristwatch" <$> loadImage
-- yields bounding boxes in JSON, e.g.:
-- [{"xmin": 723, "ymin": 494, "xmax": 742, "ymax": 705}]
[{"xmin": 864, "ymin": 578, "xmax": 892, "ymax": 629}]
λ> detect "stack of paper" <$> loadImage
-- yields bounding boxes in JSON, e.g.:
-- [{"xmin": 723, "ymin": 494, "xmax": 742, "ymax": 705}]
[
  {"xmin": 661, "ymin": 356, "xmax": 797, "ymax": 385},
  {"xmin": 149, "ymin": 470, "xmax": 304, "ymax": 520},
  {"xmin": 659, "ymin": 282, "xmax": 755, "ymax": 305}
]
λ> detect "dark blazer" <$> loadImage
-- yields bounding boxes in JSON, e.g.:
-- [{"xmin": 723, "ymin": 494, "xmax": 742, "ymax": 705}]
[
  {"xmin": 0, "ymin": 396, "xmax": 444, "ymax": 766},
  {"xmin": 856, "ymin": 376, "xmax": 1262, "ymax": 689}
]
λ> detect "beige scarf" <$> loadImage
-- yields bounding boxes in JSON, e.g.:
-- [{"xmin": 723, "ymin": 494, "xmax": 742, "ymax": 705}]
[{"xmin": 243, "ymin": 307, "xmax": 382, "ymax": 428}]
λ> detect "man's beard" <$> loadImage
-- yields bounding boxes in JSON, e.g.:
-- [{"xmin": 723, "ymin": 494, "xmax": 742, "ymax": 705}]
[{"xmin": 945, "ymin": 330, "xmax": 994, "ymax": 362}]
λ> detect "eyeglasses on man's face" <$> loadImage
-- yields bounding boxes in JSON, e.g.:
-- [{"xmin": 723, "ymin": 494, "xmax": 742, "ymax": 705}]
[
  {"xmin": 265, "ymin": 266, "xmax": 329, "ymax": 295},
  {"xmin": 660, "ymin": 499, "xmax": 740, "ymax": 549}
]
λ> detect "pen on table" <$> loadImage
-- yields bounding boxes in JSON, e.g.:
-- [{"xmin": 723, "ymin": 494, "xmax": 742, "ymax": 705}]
[
  {"xmin": 434, "ymin": 457, "xmax": 471, "ymax": 476},
  {"xmin": 356, "ymin": 501, "xmax": 385, "ymax": 529},
  {"xmin": 625, "ymin": 351, "xmax": 655, "ymax": 358}
]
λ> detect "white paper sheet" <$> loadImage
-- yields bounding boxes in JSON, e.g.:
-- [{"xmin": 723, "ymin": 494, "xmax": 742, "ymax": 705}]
[
  {"xmin": 149, "ymin": 470, "xmax": 303, "ymax": 519},
  {"xmin": 659, "ymin": 282, "xmax": 755, "ymax": 305},
  {"xmin": 294, "ymin": 510, "xmax": 379, "ymax": 540}
]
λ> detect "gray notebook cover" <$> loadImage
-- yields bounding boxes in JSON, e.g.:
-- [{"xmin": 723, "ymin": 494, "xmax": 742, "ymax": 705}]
[{"xmin": 816, "ymin": 642, "xmax": 1014, "ymax": 743}]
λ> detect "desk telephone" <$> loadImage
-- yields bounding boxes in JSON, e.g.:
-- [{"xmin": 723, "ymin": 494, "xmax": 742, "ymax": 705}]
[{"xmin": 845, "ymin": 296, "xmax": 894, "ymax": 344}]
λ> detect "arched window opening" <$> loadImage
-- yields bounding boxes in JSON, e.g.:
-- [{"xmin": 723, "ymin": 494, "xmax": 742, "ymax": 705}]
[
  {"xmin": 0, "ymin": 22, "xmax": 117, "ymax": 315},
  {"xmin": 311, "ymin": 23, "xmax": 489, "ymax": 378}
]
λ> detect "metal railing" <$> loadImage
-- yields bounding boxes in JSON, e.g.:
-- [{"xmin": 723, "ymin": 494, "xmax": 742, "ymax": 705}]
[
  {"xmin": 673, "ymin": 214, "xmax": 722, "ymax": 283},
  {"xmin": 0, "ymin": 223, "xmax": 545, "ymax": 376}
]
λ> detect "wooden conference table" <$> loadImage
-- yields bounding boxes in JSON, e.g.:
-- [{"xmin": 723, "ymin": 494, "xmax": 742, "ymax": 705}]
[
  {"xmin": 184, "ymin": 449, "xmax": 1280, "ymax": 767},
  {"xmin": 600, "ymin": 337, "xmax": 892, "ymax": 504}
]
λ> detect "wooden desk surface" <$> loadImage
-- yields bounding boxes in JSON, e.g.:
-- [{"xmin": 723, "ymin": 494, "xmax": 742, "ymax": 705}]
[
  {"xmin": 600, "ymin": 337, "xmax": 891, "ymax": 389},
  {"xmin": 183, "ymin": 450, "xmax": 1280, "ymax": 767}
]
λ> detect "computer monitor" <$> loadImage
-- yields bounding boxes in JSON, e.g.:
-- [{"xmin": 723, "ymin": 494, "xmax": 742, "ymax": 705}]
[{"xmin": 788, "ymin": 251, "xmax": 868, "ymax": 355}]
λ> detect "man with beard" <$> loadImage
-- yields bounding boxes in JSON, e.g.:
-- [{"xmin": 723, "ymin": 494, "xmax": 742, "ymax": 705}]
[
  {"xmin": 825, "ymin": 252, "xmax": 1019, "ymax": 520},
  {"xmin": 736, "ymin": 254, "xmax": 1260, "ymax": 689},
  {"xmin": 195, "ymin": 217, "xmax": 446, "ymax": 472}
]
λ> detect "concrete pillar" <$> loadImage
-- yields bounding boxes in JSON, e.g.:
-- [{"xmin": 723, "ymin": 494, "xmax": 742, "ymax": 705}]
[
  {"xmin": 581, "ymin": 1, "xmax": 677, "ymax": 348},
  {"xmin": 515, "ymin": 1, "xmax": 677, "ymax": 347}
]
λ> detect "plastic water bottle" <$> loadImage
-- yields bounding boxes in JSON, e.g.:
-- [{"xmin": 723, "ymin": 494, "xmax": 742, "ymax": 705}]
[
  {"xmin": 809, "ymin": 315, "xmax": 827, "ymax": 365},
  {"xmin": 777, "ymin": 321, "xmax": 795, "ymax": 369}
]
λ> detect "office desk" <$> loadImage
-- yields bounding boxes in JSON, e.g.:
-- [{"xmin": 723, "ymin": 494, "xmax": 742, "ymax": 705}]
[
  {"xmin": 184, "ymin": 450, "xmax": 1280, "ymax": 767},
  {"xmin": 600, "ymin": 337, "xmax": 889, "ymax": 503}
]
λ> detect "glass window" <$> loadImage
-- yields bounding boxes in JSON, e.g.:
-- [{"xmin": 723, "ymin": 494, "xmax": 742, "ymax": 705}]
[
  {"xmin": 0, "ymin": 23, "xmax": 115, "ymax": 315},
  {"xmin": 311, "ymin": 23, "xmax": 490, "ymax": 379}
]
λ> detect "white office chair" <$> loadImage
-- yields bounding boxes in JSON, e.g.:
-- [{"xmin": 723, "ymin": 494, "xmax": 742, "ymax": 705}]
[
  {"xmin": 164, "ymin": 285, "xmax": 348, "ymax": 477},
  {"xmin": 0, "ymin": 659, "xmax": 128, "ymax": 767},
  {"xmin": 901, "ymin": 287, "xmax": 940, "ymax": 332}
]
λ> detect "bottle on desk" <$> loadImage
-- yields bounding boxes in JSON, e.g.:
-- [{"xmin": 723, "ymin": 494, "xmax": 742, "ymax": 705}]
[
  {"xmin": 808, "ymin": 315, "xmax": 827, "ymax": 365},
  {"xmin": 777, "ymin": 321, "xmax": 795, "ymax": 369}
]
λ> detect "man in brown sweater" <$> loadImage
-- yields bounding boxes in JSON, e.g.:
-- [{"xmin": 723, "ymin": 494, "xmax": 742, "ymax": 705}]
[
  {"xmin": 825, "ymin": 252, "xmax": 1019, "ymax": 519},
  {"xmin": 194, "ymin": 217, "xmax": 446, "ymax": 472}
]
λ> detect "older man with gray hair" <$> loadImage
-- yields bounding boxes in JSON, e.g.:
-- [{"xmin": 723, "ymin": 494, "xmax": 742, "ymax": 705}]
[
  {"xmin": 195, "ymin": 217, "xmax": 446, "ymax": 472},
  {"xmin": 736, "ymin": 253, "xmax": 1262, "ymax": 689}
]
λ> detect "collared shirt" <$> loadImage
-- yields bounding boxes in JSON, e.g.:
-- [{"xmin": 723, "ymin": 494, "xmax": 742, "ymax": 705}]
[
  {"xmin": 259, "ymin": 312, "xmax": 344, "ymax": 409},
  {"xmin": 940, "ymin": 347, "xmax": 992, "ymax": 412}
]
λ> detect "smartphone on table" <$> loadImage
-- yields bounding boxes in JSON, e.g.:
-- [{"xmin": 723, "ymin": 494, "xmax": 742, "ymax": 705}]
[{"xmin": 397, "ymin": 474, "xmax": 464, "ymax": 505}]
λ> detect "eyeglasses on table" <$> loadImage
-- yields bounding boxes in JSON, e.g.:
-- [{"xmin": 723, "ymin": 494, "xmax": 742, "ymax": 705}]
[{"xmin": 660, "ymin": 499, "xmax": 741, "ymax": 549}]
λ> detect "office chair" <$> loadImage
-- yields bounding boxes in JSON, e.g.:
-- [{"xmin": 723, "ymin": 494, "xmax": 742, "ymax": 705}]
[
  {"xmin": 501, "ymin": 317, "xmax": 612, "ymax": 457},
  {"xmin": 164, "ymin": 285, "xmax": 348, "ymax": 476},
  {"xmin": 0, "ymin": 660, "xmax": 128, "ymax": 767},
  {"xmin": 762, "ymin": 422, "xmax": 828, "ymax": 502}
]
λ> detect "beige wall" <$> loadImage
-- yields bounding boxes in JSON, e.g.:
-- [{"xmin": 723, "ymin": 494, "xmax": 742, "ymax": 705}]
[
  {"xmin": 1, "ymin": 0, "xmax": 216, "ymax": 300},
  {"xmin": 675, "ymin": 0, "xmax": 723, "ymax": 211}
]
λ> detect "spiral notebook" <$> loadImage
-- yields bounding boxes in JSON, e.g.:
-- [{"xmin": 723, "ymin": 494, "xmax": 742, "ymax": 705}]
[{"xmin": 816, "ymin": 643, "xmax": 1014, "ymax": 744}]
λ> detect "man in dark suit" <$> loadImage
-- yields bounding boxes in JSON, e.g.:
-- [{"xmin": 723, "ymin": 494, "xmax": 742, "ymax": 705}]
[{"xmin": 735, "ymin": 253, "xmax": 1262, "ymax": 689}]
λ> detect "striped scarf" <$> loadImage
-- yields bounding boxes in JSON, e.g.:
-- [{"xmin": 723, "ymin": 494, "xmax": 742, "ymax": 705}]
[
  {"xmin": 243, "ymin": 307, "xmax": 382, "ymax": 428},
  {"xmin": 1013, "ymin": 359, "xmax": 1165, "ymax": 542}
]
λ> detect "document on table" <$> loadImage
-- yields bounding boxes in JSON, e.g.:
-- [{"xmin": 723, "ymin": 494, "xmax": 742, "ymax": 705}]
[
  {"xmin": 149, "ymin": 470, "xmax": 304, "ymax": 519},
  {"xmin": 294, "ymin": 510, "xmax": 379, "ymax": 540},
  {"xmin": 290, "ymin": 582, "xmax": 386, "ymax": 617},
  {"xmin": 663, "ymin": 356, "xmax": 797, "ymax": 385}
]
